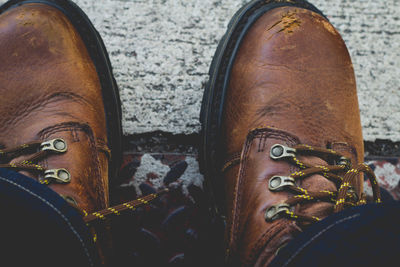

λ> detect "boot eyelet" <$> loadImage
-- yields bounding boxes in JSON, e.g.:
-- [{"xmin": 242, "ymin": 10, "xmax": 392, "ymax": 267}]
[
  {"xmin": 41, "ymin": 138, "xmax": 67, "ymax": 153},
  {"xmin": 269, "ymin": 176, "xmax": 295, "ymax": 191},
  {"xmin": 265, "ymin": 204, "xmax": 290, "ymax": 221},
  {"xmin": 44, "ymin": 168, "xmax": 71, "ymax": 183},
  {"xmin": 347, "ymin": 187, "xmax": 359, "ymax": 202},
  {"xmin": 270, "ymin": 144, "xmax": 296, "ymax": 160},
  {"xmin": 336, "ymin": 156, "xmax": 351, "ymax": 171}
]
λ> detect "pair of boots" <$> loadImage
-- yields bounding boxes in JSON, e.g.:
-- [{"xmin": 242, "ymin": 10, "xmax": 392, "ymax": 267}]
[{"xmin": 0, "ymin": 0, "xmax": 381, "ymax": 266}]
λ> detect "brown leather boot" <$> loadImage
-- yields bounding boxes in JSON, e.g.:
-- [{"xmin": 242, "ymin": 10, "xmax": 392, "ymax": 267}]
[
  {"xmin": 0, "ymin": 0, "xmax": 122, "ymax": 213},
  {"xmin": 200, "ymin": 0, "xmax": 381, "ymax": 266},
  {"xmin": 0, "ymin": 0, "xmax": 122, "ymax": 262}
]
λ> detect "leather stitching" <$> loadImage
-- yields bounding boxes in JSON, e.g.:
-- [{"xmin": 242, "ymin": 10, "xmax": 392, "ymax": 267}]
[
  {"xmin": 246, "ymin": 220, "xmax": 299, "ymax": 266},
  {"xmin": 37, "ymin": 122, "xmax": 105, "ymax": 207},
  {"xmin": 331, "ymin": 142, "xmax": 358, "ymax": 163},
  {"xmin": 229, "ymin": 127, "xmax": 300, "ymax": 256}
]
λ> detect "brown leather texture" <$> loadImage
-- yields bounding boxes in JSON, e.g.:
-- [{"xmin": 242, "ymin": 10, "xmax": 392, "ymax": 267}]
[
  {"xmin": 221, "ymin": 6, "xmax": 364, "ymax": 266},
  {"xmin": 0, "ymin": 3, "xmax": 110, "ymax": 213}
]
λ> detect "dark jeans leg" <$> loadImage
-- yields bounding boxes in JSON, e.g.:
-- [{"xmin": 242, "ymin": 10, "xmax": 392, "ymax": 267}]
[
  {"xmin": 270, "ymin": 201, "xmax": 400, "ymax": 267},
  {"xmin": 0, "ymin": 168, "xmax": 100, "ymax": 267}
]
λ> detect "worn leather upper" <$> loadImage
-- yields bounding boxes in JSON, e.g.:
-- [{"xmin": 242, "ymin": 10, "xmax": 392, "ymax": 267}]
[
  {"xmin": 221, "ymin": 7, "xmax": 363, "ymax": 266},
  {"xmin": 0, "ymin": 3, "xmax": 110, "ymax": 213}
]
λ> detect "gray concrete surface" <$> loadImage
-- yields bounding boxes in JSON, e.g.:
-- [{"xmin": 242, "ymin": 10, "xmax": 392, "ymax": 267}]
[{"xmin": 2, "ymin": 0, "xmax": 399, "ymax": 141}]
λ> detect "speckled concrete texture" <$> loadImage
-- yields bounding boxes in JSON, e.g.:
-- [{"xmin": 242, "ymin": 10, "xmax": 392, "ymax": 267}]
[{"xmin": 1, "ymin": 0, "xmax": 398, "ymax": 141}]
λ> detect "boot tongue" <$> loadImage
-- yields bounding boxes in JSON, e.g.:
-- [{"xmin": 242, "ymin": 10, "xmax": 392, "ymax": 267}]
[{"xmin": 296, "ymin": 155, "xmax": 337, "ymax": 223}]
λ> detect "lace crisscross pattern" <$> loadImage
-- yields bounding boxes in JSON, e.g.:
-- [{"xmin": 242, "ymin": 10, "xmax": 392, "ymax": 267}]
[
  {"xmin": 0, "ymin": 139, "xmax": 69, "ymax": 184},
  {"xmin": 222, "ymin": 142, "xmax": 382, "ymax": 224},
  {"xmin": 0, "ymin": 139, "xmax": 169, "ymax": 224},
  {"xmin": 264, "ymin": 144, "xmax": 382, "ymax": 222}
]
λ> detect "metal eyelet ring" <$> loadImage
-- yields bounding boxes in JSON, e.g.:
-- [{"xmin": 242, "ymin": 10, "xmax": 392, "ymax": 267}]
[
  {"xmin": 270, "ymin": 144, "xmax": 296, "ymax": 160},
  {"xmin": 41, "ymin": 138, "xmax": 67, "ymax": 153},
  {"xmin": 269, "ymin": 176, "xmax": 296, "ymax": 191},
  {"xmin": 265, "ymin": 204, "xmax": 290, "ymax": 221},
  {"xmin": 40, "ymin": 138, "xmax": 67, "ymax": 153},
  {"xmin": 337, "ymin": 156, "xmax": 351, "ymax": 171},
  {"xmin": 44, "ymin": 168, "xmax": 71, "ymax": 183},
  {"xmin": 347, "ymin": 187, "xmax": 359, "ymax": 202}
]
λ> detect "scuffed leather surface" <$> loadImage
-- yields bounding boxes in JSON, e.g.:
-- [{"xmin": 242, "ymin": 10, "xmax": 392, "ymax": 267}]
[
  {"xmin": 222, "ymin": 7, "xmax": 363, "ymax": 158},
  {"xmin": 0, "ymin": 3, "xmax": 109, "ymax": 212},
  {"xmin": 222, "ymin": 6, "xmax": 364, "ymax": 266},
  {"xmin": 227, "ymin": 128, "xmax": 302, "ymax": 266}
]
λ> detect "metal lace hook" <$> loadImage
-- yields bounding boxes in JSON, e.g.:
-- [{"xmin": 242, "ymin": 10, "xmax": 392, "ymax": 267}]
[
  {"xmin": 269, "ymin": 176, "xmax": 296, "ymax": 191},
  {"xmin": 265, "ymin": 204, "xmax": 291, "ymax": 221},
  {"xmin": 43, "ymin": 168, "xmax": 71, "ymax": 183},
  {"xmin": 270, "ymin": 144, "xmax": 296, "ymax": 160},
  {"xmin": 40, "ymin": 138, "xmax": 67, "ymax": 153}
]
